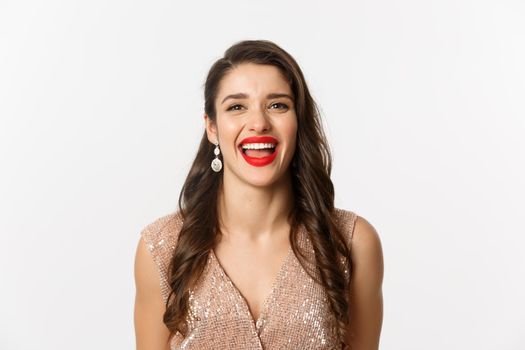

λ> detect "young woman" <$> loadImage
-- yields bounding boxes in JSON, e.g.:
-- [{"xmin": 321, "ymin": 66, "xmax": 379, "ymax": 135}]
[{"xmin": 134, "ymin": 40, "xmax": 383, "ymax": 350}]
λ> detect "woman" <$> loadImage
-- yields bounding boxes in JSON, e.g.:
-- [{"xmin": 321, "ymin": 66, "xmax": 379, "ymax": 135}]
[{"xmin": 134, "ymin": 39, "xmax": 383, "ymax": 350}]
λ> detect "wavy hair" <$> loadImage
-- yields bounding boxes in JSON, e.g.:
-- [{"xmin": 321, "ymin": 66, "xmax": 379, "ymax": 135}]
[{"xmin": 163, "ymin": 39, "xmax": 353, "ymax": 349}]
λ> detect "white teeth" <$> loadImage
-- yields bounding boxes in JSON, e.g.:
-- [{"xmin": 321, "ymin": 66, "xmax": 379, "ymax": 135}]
[{"xmin": 241, "ymin": 143, "xmax": 276, "ymax": 150}]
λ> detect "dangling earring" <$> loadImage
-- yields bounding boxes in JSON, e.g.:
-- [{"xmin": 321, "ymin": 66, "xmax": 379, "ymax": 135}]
[{"xmin": 211, "ymin": 141, "xmax": 222, "ymax": 172}]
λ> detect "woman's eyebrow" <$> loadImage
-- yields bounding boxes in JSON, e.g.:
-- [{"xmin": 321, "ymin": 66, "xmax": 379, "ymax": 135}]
[
  {"xmin": 221, "ymin": 92, "xmax": 294, "ymax": 104},
  {"xmin": 267, "ymin": 93, "xmax": 294, "ymax": 102}
]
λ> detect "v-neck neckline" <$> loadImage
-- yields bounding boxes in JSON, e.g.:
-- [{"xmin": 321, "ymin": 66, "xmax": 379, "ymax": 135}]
[{"xmin": 210, "ymin": 240, "xmax": 294, "ymax": 329}]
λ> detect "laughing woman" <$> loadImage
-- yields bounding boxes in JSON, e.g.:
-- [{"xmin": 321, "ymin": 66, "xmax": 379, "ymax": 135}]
[{"xmin": 134, "ymin": 40, "xmax": 383, "ymax": 350}]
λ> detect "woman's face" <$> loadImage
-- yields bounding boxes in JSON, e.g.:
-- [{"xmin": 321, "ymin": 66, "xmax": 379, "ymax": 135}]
[{"xmin": 205, "ymin": 63, "xmax": 298, "ymax": 188}]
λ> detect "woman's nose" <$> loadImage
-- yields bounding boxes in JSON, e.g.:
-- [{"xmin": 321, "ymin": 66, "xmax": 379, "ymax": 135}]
[{"xmin": 248, "ymin": 106, "xmax": 271, "ymax": 132}]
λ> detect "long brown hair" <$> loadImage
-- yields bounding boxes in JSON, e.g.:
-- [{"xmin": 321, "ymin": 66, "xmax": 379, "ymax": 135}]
[{"xmin": 164, "ymin": 39, "xmax": 352, "ymax": 348}]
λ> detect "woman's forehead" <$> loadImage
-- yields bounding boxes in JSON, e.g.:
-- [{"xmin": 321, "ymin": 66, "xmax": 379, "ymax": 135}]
[{"xmin": 217, "ymin": 63, "xmax": 292, "ymax": 99}]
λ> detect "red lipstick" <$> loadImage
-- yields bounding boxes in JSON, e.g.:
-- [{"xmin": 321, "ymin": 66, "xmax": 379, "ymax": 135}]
[{"xmin": 239, "ymin": 136, "xmax": 279, "ymax": 167}]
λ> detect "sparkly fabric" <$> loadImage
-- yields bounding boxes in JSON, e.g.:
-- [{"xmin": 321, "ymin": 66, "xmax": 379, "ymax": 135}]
[{"xmin": 140, "ymin": 208, "xmax": 357, "ymax": 350}]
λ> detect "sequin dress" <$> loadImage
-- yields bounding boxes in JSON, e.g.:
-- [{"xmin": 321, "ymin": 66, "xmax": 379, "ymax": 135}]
[{"xmin": 140, "ymin": 208, "xmax": 357, "ymax": 350}]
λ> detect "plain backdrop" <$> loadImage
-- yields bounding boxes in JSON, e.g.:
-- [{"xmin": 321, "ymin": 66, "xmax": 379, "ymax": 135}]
[{"xmin": 1, "ymin": 0, "xmax": 524, "ymax": 349}]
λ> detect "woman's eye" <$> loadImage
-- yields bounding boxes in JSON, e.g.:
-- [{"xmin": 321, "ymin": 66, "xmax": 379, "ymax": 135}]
[
  {"xmin": 270, "ymin": 102, "xmax": 288, "ymax": 110},
  {"xmin": 227, "ymin": 104, "xmax": 244, "ymax": 111}
]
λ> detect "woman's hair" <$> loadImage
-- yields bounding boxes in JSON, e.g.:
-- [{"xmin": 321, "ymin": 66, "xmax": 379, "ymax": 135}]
[{"xmin": 163, "ymin": 39, "xmax": 353, "ymax": 348}]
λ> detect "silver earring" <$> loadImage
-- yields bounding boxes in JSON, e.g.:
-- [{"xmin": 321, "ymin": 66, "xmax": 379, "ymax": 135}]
[{"xmin": 211, "ymin": 141, "xmax": 222, "ymax": 172}]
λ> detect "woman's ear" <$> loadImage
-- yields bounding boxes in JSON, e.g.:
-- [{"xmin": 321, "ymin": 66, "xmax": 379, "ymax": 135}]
[{"xmin": 204, "ymin": 114, "xmax": 218, "ymax": 143}]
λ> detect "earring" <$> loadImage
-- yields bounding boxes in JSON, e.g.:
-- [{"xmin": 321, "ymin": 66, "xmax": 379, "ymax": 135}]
[{"xmin": 211, "ymin": 141, "xmax": 222, "ymax": 172}]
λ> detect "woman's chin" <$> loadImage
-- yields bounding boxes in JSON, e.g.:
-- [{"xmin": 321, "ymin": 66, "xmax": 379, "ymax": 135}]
[
  {"xmin": 244, "ymin": 171, "xmax": 293, "ymax": 189},
  {"xmin": 223, "ymin": 168, "xmax": 277, "ymax": 188},
  {"xmin": 242, "ymin": 173, "xmax": 280, "ymax": 188}
]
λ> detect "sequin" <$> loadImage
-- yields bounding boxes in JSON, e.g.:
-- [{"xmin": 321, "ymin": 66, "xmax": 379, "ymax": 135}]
[{"xmin": 140, "ymin": 208, "xmax": 357, "ymax": 349}]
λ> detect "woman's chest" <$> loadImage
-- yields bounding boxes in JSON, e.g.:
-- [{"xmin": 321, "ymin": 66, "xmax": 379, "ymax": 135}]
[
  {"xmin": 211, "ymin": 238, "xmax": 292, "ymax": 321},
  {"xmin": 171, "ymin": 245, "xmax": 342, "ymax": 349}
]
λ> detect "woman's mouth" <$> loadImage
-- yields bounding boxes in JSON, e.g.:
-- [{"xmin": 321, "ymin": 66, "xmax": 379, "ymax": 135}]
[
  {"xmin": 242, "ymin": 143, "xmax": 276, "ymax": 157},
  {"xmin": 238, "ymin": 137, "xmax": 279, "ymax": 167}
]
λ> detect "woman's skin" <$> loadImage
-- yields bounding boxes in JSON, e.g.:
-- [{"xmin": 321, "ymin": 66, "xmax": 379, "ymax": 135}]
[
  {"xmin": 205, "ymin": 63, "xmax": 298, "ymax": 323},
  {"xmin": 134, "ymin": 63, "xmax": 384, "ymax": 350}
]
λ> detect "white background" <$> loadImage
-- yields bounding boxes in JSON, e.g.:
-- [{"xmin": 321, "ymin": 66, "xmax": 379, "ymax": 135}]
[{"xmin": 1, "ymin": 0, "xmax": 524, "ymax": 349}]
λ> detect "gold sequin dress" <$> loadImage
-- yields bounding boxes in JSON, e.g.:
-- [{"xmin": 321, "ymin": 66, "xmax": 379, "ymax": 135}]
[{"xmin": 140, "ymin": 208, "xmax": 357, "ymax": 349}]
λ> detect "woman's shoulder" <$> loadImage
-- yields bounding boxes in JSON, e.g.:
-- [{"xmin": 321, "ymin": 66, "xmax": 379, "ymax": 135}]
[
  {"xmin": 139, "ymin": 210, "xmax": 184, "ymax": 255},
  {"xmin": 333, "ymin": 207, "xmax": 359, "ymax": 241},
  {"xmin": 333, "ymin": 207, "xmax": 358, "ymax": 224},
  {"xmin": 137, "ymin": 210, "xmax": 184, "ymax": 303},
  {"xmin": 336, "ymin": 208, "xmax": 382, "ymax": 267},
  {"xmin": 333, "ymin": 207, "xmax": 381, "ymax": 249}
]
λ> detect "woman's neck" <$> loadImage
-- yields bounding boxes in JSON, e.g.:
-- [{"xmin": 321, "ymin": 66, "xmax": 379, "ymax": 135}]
[{"xmin": 217, "ymin": 172, "xmax": 294, "ymax": 242}]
